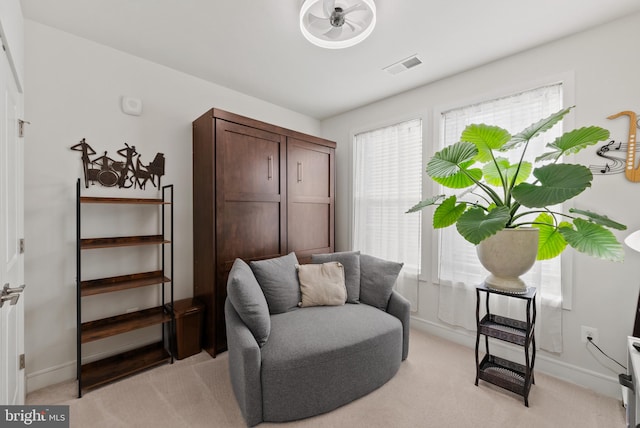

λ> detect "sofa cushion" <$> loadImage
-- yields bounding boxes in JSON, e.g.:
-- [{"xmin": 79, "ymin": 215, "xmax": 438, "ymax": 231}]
[
  {"xmin": 359, "ymin": 254, "xmax": 404, "ymax": 310},
  {"xmin": 260, "ymin": 305, "xmax": 402, "ymax": 421},
  {"xmin": 311, "ymin": 251, "xmax": 361, "ymax": 303},
  {"xmin": 226, "ymin": 258, "xmax": 270, "ymax": 347},
  {"xmin": 297, "ymin": 262, "xmax": 347, "ymax": 307},
  {"xmin": 250, "ymin": 252, "xmax": 300, "ymax": 314}
]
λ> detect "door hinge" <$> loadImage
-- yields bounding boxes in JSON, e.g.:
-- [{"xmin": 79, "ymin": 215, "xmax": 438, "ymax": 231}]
[
  {"xmin": 18, "ymin": 119, "xmax": 30, "ymax": 138},
  {"xmin": 19, "ymin": 354, "xmax": 25, "ymax": 370},
  {"xmin": 19, "ymin": 238, "xmax": 24, "ymax": 254}
]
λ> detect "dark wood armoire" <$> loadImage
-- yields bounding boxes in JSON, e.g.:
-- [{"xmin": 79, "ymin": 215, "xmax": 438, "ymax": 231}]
[{"xmin": 192, "ymin": 108, "xmax": 335, "ymax": 356}]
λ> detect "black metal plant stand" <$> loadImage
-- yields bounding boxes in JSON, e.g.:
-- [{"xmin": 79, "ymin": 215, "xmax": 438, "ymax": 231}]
[{"xmin": 475, "ymin": 283, "xmax": 537, "ymax": 406}]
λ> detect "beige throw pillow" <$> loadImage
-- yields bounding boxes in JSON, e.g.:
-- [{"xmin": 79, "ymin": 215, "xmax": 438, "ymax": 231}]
[{"xmin": 297, "ymin": 262, "xmax": 347, "ymax": 307}]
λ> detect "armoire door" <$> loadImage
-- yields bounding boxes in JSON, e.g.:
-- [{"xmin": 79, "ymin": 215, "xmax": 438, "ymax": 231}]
[
  {"xmin": 287, "ymin": 138, "xmax": 334, "ymax": 262},
  {"xmin": 214, "ymin": 119, "xmax": 286, "ymax": 349}
]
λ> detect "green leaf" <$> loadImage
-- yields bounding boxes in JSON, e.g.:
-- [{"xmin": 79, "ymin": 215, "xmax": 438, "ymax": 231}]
[
  {"xmin": 569, "ymin": 208, "xmax": 627, "ymax": 230},
  {"xmin": 511, "ymin": 163, "xmax": 592, "ymax": 207},
  {"xmin": 460, "ymin": 124, "xmax": 511, "ymax": 163},
  {"xmin": 536, "ymin": 126, "xmax": 610, "ymax": 162},
  {"xmin": 426, "ymin": 141, "xmax": 478, "ymax": 178},
  {"xmin": 560, "ymin": 218, "xmax": 624, "ymax": 262},
  {"xmin": 532, "ymin": 213, "xmax": 569, "ymax": 260},
  {"xmin": 456, "ymin": 206, "xmax": 511, "ymax": 245},
  {"xmin": 504, "ymin": 106, "xmax": 573, "ymax": 150},
  {"xmin": 431, "ymin": 168, "xmax": 482, "ymax": 189},
  {"xmin": 406, "ymin": 195, "xmax": 445, "ymax": 213},
  {"xmin": 483, "ymin": 157, "xmax": 532, "ymax": 187},
  {"xmin": 433, "ymin": 196, "xmax": 467, "ymax": 228}
]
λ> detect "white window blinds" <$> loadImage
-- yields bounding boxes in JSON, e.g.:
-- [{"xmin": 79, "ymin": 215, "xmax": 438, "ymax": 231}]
[
  {"xmin": 437, "ymin": 83, "xmax": 565, "ymax": 352},
  {"xmin": 353, "ymin": 119, "xmax": 422, "ymax": 307}
]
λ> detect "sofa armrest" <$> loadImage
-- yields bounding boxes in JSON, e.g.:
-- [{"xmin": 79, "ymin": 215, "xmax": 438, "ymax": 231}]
[
  {"xmin": 225, "ymin": 299, "xmax": 263, "ymax": 426},
  {"xmin": 386, "ymin": 290, "xmax": 410, "ymax": 361}
]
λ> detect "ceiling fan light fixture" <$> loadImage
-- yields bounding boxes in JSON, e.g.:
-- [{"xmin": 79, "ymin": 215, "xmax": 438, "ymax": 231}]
[{"xmin": 300, "ymin": 0, "xmax": 377, "ymax": 49}]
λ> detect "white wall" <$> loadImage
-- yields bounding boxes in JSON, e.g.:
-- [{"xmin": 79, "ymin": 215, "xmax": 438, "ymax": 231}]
[
  {"xmin": 321, "ymin": 12, "xmax": 640, "ymax": 398},
  {"xmin": 23, "ymin": 20, "xmax": 320, "ymax": 392}
]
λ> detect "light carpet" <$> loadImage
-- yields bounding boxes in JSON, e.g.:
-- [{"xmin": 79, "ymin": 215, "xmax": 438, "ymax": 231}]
[{"xmin": 27, "ymin": 329, "xmax": 625, "ymax": 427}]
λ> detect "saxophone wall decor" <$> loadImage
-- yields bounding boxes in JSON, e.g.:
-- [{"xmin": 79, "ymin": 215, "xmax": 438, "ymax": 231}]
[{"xmin": 589, "ymin": 110, "xmax": 640, "ymax": 181}]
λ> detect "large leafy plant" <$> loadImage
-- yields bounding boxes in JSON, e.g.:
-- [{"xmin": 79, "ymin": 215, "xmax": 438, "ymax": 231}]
[{"xmin": 407, "ymin": 107, "xmax": 626, "ymax": 262}]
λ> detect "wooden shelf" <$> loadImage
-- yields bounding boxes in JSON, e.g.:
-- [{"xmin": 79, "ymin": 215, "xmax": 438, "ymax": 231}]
[
  {"xmin": 81, "ymin": 306, "xmax": 172, "ymax": 343},
  {"xmin": 80, "ymin": 235, "xmax": 169, "ymax": 250},
  {"xmin": 80, "ymin": 196, "xmax": 169, "ymax": 205},
  {"xmin": 81, "ymin": 271, "xmax": 170, "ymax": 297},
  {"xmin": 80, "ymin": 342, "xmax": 170, "ymax": 393},
  {"xmin": 478, "ymin": 314, "xmax": 532, "ymax": 346},
  {"xmin": 76, "ymin": 180, "xmax": 175, "ymax": 398}
]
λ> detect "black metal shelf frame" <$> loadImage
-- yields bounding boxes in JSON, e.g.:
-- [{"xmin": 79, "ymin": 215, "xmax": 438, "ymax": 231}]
[{"xmin": 474, "ymin": 283, "xmax": 537, "ymax": 406}]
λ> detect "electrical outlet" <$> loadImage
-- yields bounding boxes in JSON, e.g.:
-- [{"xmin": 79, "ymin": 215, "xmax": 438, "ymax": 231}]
[{"xmin": 581, "ymin": 326, "xmax": 599, "ymax": 344}]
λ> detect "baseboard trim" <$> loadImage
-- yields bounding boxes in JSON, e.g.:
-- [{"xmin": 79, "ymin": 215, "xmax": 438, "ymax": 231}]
[
  {"xmin": 26, "ymin": 339, "xmax": 161, "ymax": 394},
  {"xmin": 26, "ymin": 361, "xmax": 76, "ymax": 394},
  {"xmin": 411, "ymin": 315, "xmax": 622, "ymax": 400}
]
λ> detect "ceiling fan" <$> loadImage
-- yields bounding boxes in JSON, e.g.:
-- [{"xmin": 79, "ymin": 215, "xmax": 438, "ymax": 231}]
[{"xmin": 299, "ymin": 0, "xmax": 377, "ymax": 49}]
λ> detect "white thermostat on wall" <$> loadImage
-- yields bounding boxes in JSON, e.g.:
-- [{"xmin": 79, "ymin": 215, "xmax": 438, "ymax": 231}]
[{"xmin": 121, "ymin": 96, "xmax": 143, "ymax": 116}]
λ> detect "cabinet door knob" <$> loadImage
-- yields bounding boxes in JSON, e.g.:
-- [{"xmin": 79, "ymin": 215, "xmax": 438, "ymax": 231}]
[
  {"xmin": 268, "ymin": 156, "xmax": 273, "ymax": 180},
  {"xmin": 297, "ymin": 161, "xmax": 304, "ymax": 182}
]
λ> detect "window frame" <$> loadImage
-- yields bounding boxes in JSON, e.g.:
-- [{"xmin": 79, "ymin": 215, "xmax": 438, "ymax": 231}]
[
  {"xmin": 429, "ymin": 73, "xmax": 576, "ymax": 310},
  {"xmin": 351, "ymin": 116, "xmax": 424, "ymax": 269}
]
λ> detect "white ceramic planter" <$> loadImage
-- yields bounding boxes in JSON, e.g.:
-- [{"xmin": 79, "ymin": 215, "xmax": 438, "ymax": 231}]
[{"xmin": 476, "ymin": 228, "xmax": 539, "ymax": 293}]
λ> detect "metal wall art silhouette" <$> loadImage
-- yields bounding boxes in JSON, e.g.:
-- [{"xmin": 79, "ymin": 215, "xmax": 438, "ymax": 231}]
[{"xmin": 71, "ymin": 138, "xmax": 165, "ymax": 189}]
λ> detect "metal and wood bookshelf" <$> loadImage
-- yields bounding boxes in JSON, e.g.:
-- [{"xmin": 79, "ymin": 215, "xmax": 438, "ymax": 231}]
[{"xmin": 76, "ymin": 179, "xmax": 174, "ymax": 397}]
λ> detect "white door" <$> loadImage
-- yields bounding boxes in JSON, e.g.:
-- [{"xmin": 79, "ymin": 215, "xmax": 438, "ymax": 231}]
[{"xmin": 0, "ymin": 3, "xmax": 25, "ymax": 405}]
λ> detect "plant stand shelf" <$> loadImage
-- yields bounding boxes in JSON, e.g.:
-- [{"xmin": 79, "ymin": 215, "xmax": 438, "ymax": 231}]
[
  {"xmin": 478, "ymin": 354, "xmax": 532, "ymax": 397},
  {"xmin": 80, "ymin": 342, "xmax": 170, "ymax": 393},
  {"xmin": 478, "ymin": 314, "xmax": 530, "ymax": 346},
  {"xmin": 475, "ymin": 283, "xmax": 537, "ymax": 406}
]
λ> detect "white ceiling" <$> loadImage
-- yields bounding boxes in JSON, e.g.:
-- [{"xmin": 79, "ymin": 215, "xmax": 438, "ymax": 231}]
[{"xmin": 20, "ymin": 0, "xmax": 640, "ymax": 120}]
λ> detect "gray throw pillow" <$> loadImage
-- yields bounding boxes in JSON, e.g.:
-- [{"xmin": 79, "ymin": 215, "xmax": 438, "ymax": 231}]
[
  {"xmin": 359, "ymin": 254, "xmax": 404, "ymax": 311},
  {"xmin": 311, "ymin": 251, "xmax": 361, "ymax": 303},
  {"xmin": 250, "ymin": 252, "xmax": 300, "ymax": 314},
  {"xmin": 226, "ymin": 258, "xmax": 271, "ymax": 347}
]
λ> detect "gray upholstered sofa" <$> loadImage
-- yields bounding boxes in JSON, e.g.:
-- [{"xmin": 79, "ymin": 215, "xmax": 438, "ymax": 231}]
[{"xmin": 225, "ymin": 251, "xmax": 410, "ymax": 426}]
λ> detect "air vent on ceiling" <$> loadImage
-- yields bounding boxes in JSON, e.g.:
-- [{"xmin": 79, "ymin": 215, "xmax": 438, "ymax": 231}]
[{"xmin": 383, "ymin": 54, "xmax": 422, "ymax": 75}]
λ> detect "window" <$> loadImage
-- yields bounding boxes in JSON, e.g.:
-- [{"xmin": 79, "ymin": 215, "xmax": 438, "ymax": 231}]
[
  {"xmin": 353, "ymin": 119, "xmax": 422, "ymax": 307},
  {"xmin": 437, "ymin": 83, "xmax": 565, "ymax": 352}
]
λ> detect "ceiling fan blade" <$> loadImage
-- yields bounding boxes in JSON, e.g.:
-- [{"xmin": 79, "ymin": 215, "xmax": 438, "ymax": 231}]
[
  {"xmin": 323, "ymin": 0, "xmax": 336, "ymax": 18},
  {"xmin": 342, "ymin": 3, "xmax": 367, "ymax": 15},
  {"xmin": 308, "ymin": 13, "xmax": 333, "ymax": 32},
  {"xmin": 323, "ymin": 26, "xmax": 343, "ymax": 39},
  {"xmin": 345, "ymin": 18, "xmax": 366, "ymax": 31},
  {"xmin": 344, "ymin": 20, "xmax": 356, "ymax": 32}
]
